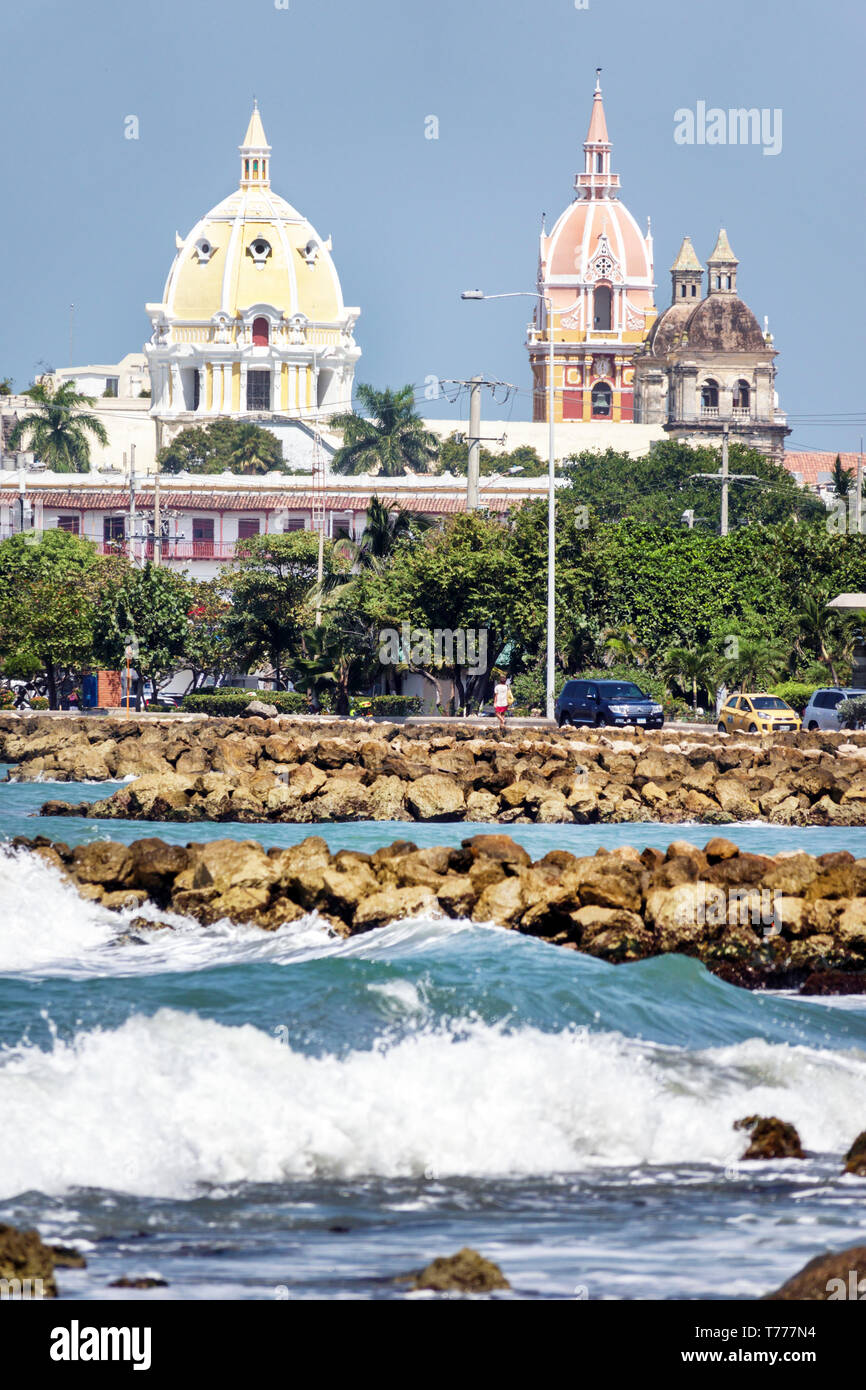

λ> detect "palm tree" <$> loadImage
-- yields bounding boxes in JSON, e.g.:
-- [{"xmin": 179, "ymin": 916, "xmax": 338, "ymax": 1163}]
[
  {"xmin": 345, "ymin": 496, "xmax": 434, "ymax": 573},
  {"xmin": 7, "ymin": 379, "xmax": 109, "ymax": 472},
  {"xmin": 317, "ymin": 497, "xmax": 433, "ymax": 608},
  {"xmin": 330, "ymin": 384, "xmax": 439, "ymax": 477},
  {"xmin": 662, "ymin": 643, "xmax": 719, "ymax": 711},
  {"xmin": 601, "ymin": 624, "xmax": 649, "ymax": 668},
  {"xmin": 722, "ymin": 635, "xmax": 788, "ymax": 691},
  {"xmin": 225, "ymin": 422, "xmax": 283, "ymax": 474},
  {"xmin": 294, "ymin": 618, "xmax": 378, "ymax": 717},
  {"xmin": 795, "ymin": 589, "xmax": 843, "ymax": 685}
]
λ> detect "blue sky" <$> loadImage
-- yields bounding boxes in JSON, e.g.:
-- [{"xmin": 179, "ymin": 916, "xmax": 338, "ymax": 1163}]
[{"xmin": 1, "ymin": 0, "xmax": 864, "ymax": 451}]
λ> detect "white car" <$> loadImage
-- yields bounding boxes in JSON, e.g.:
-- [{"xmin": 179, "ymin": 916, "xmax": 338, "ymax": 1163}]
[{"xmin": 802, "ymin": 687, "xmax": 866, "ymax": 731}]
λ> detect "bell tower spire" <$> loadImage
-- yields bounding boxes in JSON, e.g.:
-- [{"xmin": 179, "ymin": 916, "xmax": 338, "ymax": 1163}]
[
  {"xmin": 239, "ymin": 100, "xmax": 271, "ymax": 189},
  {"xmin": 706, "ymin": 228, "xmax": 738, "ymax": 294},
  {"xmin": 575, "ymin": 70, "xmax": 620, "ymax": 201}
]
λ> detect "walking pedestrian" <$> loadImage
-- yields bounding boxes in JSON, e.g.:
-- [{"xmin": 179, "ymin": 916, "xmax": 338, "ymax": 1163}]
[{"xmin": 493, "ymin": 676, "xmax": 513, "ymax": 732}]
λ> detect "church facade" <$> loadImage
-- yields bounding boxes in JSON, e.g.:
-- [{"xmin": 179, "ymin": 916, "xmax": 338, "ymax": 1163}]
[
  {"xmin": 632, "ymin": 231, "xmax": 789, "ymax": 462},
  {"xmin": 529, "ymin": 78, "xmax": 788, "ymax": 461},
  {"xmin": 527, "ymin": 76, "xmax": 657, "ymax": 425},
  {"xmin": 144, "ymin": 105, "xmax": 361, "ymax": 452}
]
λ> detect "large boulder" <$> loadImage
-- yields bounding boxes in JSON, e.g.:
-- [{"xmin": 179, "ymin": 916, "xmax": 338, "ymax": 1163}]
[
  {"xmin": 126, "ymin": 828, "xmax": 189, "ymax": 895},
  {"xmin": 735, "ymin": 1115, "xmax": 805, "ymax": 1160},
  {"xmin": 406, "ymin": 774, "xmax": 466, "ymax": 821},
  {"xmin": 368, "ymin": 775, "xmax": 411, "ymax": 821},
  {"xmin": 309, "ymin": 781, "xmax": 373, "ymax": 821},
  {"xmin": 71, "ymin": 840, "xmax": 133, "ymax": 888},
  {"xmin": 180, "ymin": 840, "xmax": 277, "ymax": 896},
  {"xmin": 123, "ymin": 772, "xmax": 194, "ymax": 819},
  {"xmin": 472, "ymin": 875, "xmax": 526, "ymax": 927},
  {"xmin": 570, "ymin": 905, "xmax": 652, "ymax": 960},
  {"xmin": 284, "ymin": 762, "xmax": 328, "ymax": 800},
  {"xmin": 322, "ymin": 862, "xmax": 379, "ymax": 915},
  {"xmin": 645, "ymin": 882, "xmax": 726, "ymax": 952},
  {"xmin": 429, "ymin": 747, "xmax": 476, "ymax": 778},
  {"xmin": 409, "ymin": 1247, "xmax": 510, "ymax": 1294},
  {"xmin": 244, "ymin": 700, "xmax": 278, "ymax": 718},
  {"xmin": 713, "ymin": 776, "xmax": 759, "ymax": 818},
  {"xmin": 844, "ymin": 1131, "xmax": 866, "ymax": 1176},
  {"xmin": 462, "ymin": 834, "xmax": 531, "ymax": 868},
  {"xmin": 0, "ymin": 1224, "xmax": 58, "ymax": 1297},
  {"xmin": 272, "ymin": 837, "xmax": 332, "ymax": 908},
  {"xmin": 353, "ymin": 885, "xmax": 439, "ymax": 931},
  {"xmin": 764, "ymin": 1246, "xmax": 866, "ymax": 1300},
  {"xmin": 560, "ymin": 857, "xmax": 643, "ymax": 913},
  {"xmin": 465, "ymin": 789, "xmax": 501, "ymax": 821},
  {"xmin": 535, "ymin": 791, "xmax": 571, "ymax": 822}
]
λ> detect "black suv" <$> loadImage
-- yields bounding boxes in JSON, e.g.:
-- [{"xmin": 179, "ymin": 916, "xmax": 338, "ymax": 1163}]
[{"xmin": 556, "ymin": 679, "xmax": 664, "ymax": 729}]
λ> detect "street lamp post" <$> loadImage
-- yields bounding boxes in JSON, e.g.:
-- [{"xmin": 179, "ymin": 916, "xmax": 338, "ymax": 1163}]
[{"xmin": 461, "ymin": 288, "xmax": 557, "ymax": 720}]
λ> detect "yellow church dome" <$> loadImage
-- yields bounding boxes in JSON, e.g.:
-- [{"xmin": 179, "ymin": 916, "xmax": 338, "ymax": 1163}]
[
  {"xmin": 163, "ymin": 104, "xmax": 345, "ymax": 325},
  {"xmin": 145, "ymin": 104, "xmax": 361, "ymax": 425}
]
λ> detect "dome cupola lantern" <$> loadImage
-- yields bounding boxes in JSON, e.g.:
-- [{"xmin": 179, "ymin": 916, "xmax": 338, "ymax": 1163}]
[
  {"xmin": 706, "ymin": 228, "xmax": 739, "ymax": 295},
  {"xmin": 670, "ymin": 236, "xmax": 704, "ymax": 305},
  {"xmin": 239, "ymin": 100, "xmax": 271, "ymax": 189}
]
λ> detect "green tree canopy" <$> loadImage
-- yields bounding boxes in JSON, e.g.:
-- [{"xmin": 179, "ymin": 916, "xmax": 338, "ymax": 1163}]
[
  {"xmin": 563, "ymin": 440, "xmax": 826, "ymax": 530},
  {"xmin": 219, "ymin": 531, "xmax": 345, "ymax": 689},
  {"xmin": 0, "ymin": 530, "xmax": 108, "ymax": 705},
  {"xmin": 157, "ymin": 418, "xmax": 286, "ymax": 474},
  {"xmin": 182, "ymin": 579, "xmax": 235, "ymax": 691},
  {"xmin": 437, "ymin": 434, "xmax": 549, "ymax": 478},
  {"xmin": 93, "ymin": 562, "xmax": 195, "ymax": 704}
]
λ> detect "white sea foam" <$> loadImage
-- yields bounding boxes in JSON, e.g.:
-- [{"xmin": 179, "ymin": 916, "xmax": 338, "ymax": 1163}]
[
  {"xmin": 0, "ymin": 850, "xmax": 119, "ymax": 971},
  {"xmin": 0, "ymin": 850, "xmax": 335, "ymax": 976},
  {"xmin": 1, "ymin": 1008, "xmax": 864, "ymax": 1199},
  {"xmin": 0, "ymin": 848, "xmax": 496, "ymax": 977}
]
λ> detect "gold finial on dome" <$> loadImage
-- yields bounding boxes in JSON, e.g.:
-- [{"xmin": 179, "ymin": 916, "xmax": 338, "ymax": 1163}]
[{"xmin": 240, "ymin": 102, "xmax": 271, "ymax": 189}]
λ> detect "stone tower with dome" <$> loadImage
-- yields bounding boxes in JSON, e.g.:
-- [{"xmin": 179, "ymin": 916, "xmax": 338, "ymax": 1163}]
[
  {"xmin": 527, "ymin": 75, "xmax": 657, "ymax": 424},
  {"xmin": 144, "ymin": 104, "xmax": 361, "ymax": 454},
  {"xmin": 633, "ymin": 229, "xmax": 789, "ymax": 462}
]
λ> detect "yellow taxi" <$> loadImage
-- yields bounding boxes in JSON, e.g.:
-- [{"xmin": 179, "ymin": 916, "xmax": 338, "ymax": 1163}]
[{"xmin": 717, "ymin": 692, "xmax": 801, "ymax": 734}]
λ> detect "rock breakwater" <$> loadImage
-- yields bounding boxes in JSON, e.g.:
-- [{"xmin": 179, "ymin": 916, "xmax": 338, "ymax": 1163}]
[
  {"xmin": 10, "ymin": 831, "xmax": 866, "ymax": 989},
  {"xmin": 5, "ymin": 714, "xmax": 866, "ymax": 826}
]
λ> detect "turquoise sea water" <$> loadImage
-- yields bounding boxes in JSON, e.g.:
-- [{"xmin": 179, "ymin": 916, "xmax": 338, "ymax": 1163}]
[{"xmin": 1, "ymin": 771, "xmax": 865, "ymax": 1300}]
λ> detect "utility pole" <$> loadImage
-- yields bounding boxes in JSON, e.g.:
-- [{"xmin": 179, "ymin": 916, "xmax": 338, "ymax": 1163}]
[
  {"xmin": 312, "ymin": 412, "xmax": 326, "ymax": 627},
  {"xmin": 437, "ymin": 374, "xmax": 516, "ymax": 510},
  {"xmin": 467, "ymin": 376, "xmax": 482, "ymax": 510},
  {"xmin": 720, "ymin": 425, "xmax": 729, "ymax": 538},
  {"xmin": 691, "ymin": 426, "xmax": 761, "ymax": 535},
  {"xmin": 545, "ymin": 292, "xmax": 555, "ymax": 722},
  {"xmin": 858, "ymin": 438, "xmax": 864, "ymax": 536},
  {"xmin": 128, "ymin": 444, "xmax": 136, "ymax": 565},
  {"xmin": 153, "ymin": 463, "xmax": 161, "ymax": 565}
]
